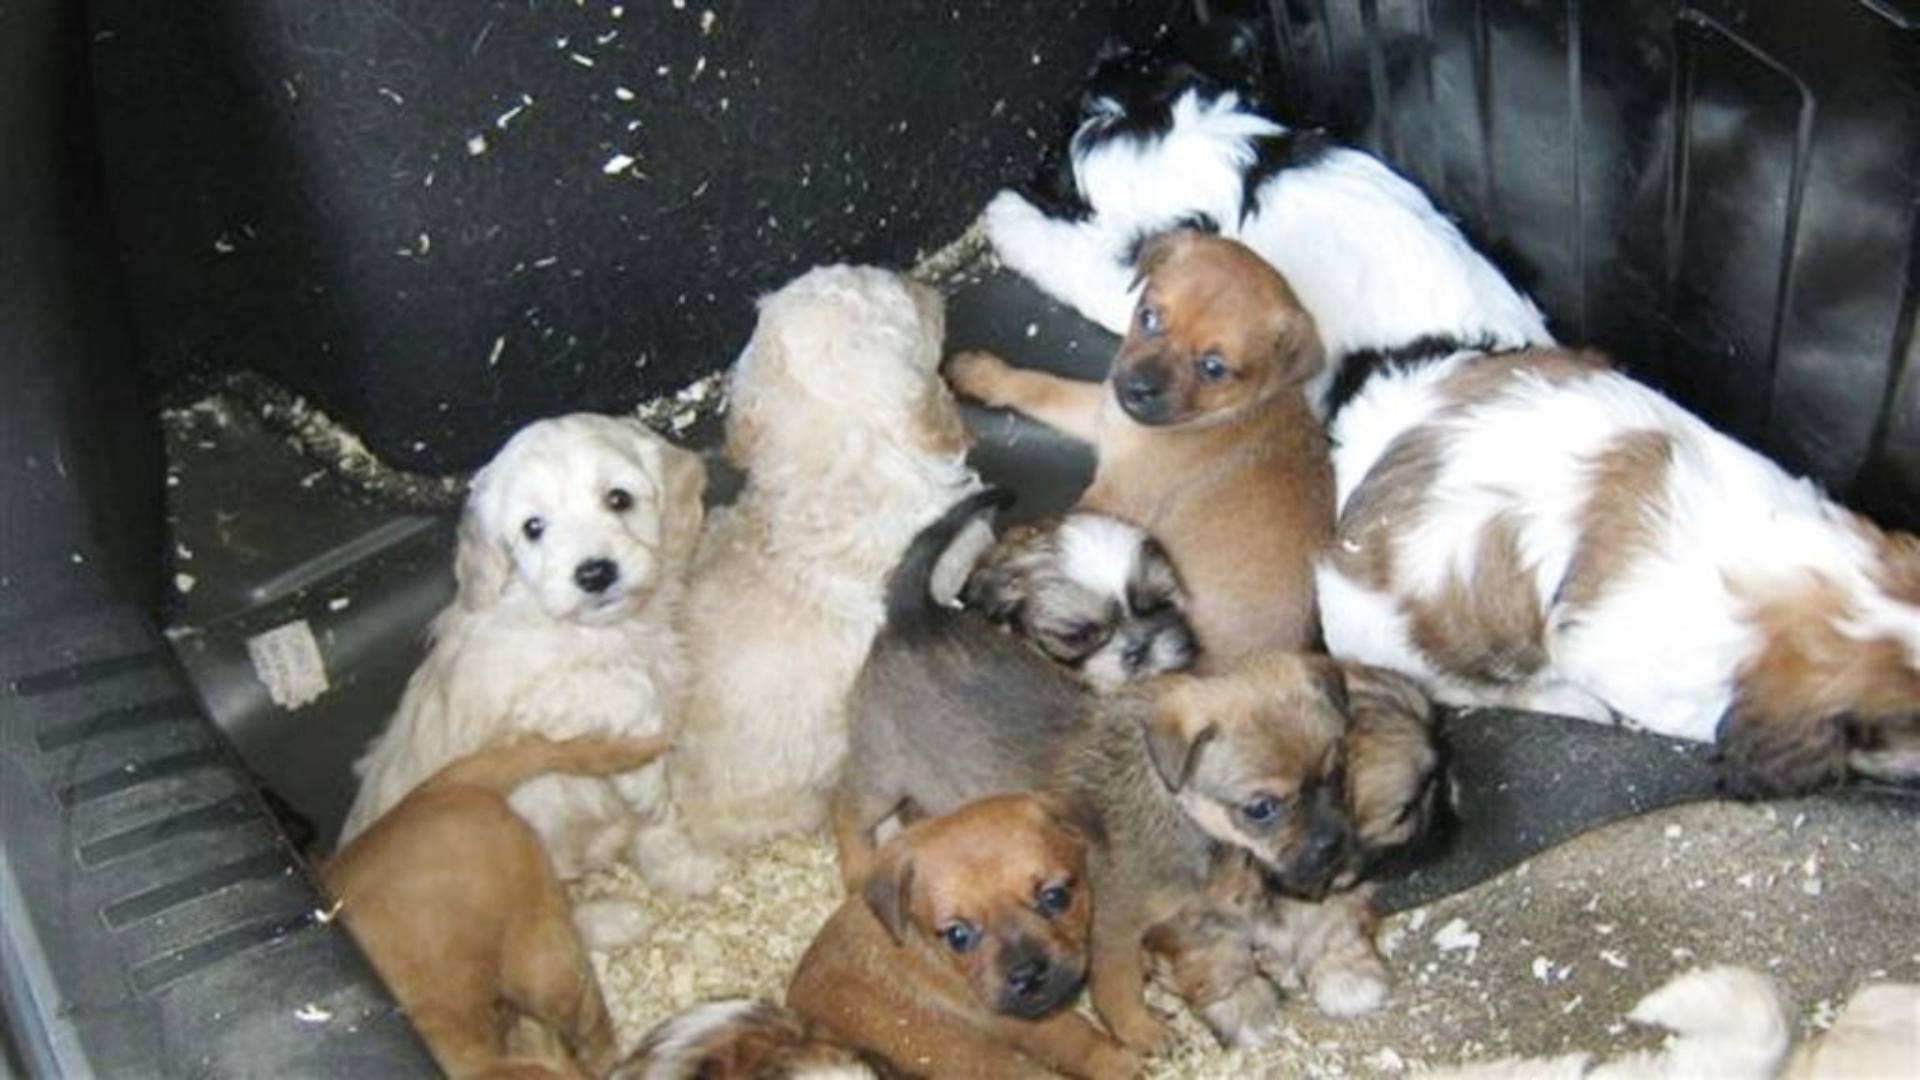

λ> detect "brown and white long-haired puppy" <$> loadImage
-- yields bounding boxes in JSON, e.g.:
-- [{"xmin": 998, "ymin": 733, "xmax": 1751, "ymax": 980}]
[
  {"xmin": 658, "ymin": 265, "xmax": 979, "ymax": 893},
  {"xmin": 1319, "ymin": 345, "xmax": 1920, "ymax": 796},
  {"xmin": 963, "ymin": 511, "xmax": 1198, "ymax": 689}
]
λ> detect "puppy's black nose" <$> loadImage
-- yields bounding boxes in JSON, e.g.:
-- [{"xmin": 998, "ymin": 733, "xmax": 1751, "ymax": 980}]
[
  {"xmin": 1006, "ymin": 956, "xmax": 1053, "ymax": 998},
  {"xmin": 574, "ymin": 558, "xmax": 619, "ymax": 594},
  {"xmin": 1118, "ymin": 371, "xmax": 1164, "ymax": 408},
  {"xmin": 1123, "ymin": 640, "xmax": 1153, "ymax": 671}
]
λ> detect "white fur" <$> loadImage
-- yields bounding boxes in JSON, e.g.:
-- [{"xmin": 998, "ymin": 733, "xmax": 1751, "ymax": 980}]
[
  {"xmin": 623, "ymin": 1000, "xmax": 881, "ymax": 1080},
  {"xmin": 1321, "ymin": 353, "xmax": 1920, "ymax": 743},
  {"xmin": 1057, "ymin": 512, "xmax": 1153, "ymax": 604},
  {"xmin": 985, "ymin": 88, "xmax": 1553, "ymax": 409},
  {"xmin": 339, "ymin": 414, "xmax": 705, "ymax": 893},
  {"xmin": 661, "ymin": 265, "xmax": 978, "ymax": 884}
]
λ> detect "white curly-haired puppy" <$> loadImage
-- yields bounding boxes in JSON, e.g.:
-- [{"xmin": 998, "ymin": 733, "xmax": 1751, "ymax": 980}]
[
  {"xmin": 653, "ymin": 265, "xmax": 978, "ymax": 892},
  {"xmin": 339, "ymin": 413, "xmax": 707, "ymax": 899}
]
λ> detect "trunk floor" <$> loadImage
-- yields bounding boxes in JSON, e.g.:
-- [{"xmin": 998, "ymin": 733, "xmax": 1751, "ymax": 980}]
[{"xmin": 160, "ymin": 247, "xmax": 1920, "ymax": 1076}]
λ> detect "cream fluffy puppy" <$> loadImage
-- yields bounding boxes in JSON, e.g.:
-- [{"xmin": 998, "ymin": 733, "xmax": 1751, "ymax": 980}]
[
  {"xmin": 339, "ymin": 413, "xmax": 706, "ymax": 901},
  {"xmin": 657, "ymin": 265, "xmax": 977, "ymax": 891}
]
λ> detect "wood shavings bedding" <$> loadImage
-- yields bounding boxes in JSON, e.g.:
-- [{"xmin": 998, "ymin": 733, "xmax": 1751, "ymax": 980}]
[{"xmin": 572, "ymin": 832, "xmax": 1370, "ymax": 1079}]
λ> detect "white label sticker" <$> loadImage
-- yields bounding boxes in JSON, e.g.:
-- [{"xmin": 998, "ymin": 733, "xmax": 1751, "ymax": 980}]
[{"xmin": 245, "ymin": 619, "xmax": 330, "ymax": 711}]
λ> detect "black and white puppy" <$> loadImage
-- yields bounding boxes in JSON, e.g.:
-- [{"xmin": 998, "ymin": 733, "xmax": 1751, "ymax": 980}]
[
  {"xmin": 983, "ymin": 28, "xmax": 1553, "ymax": 416},
  {"xmin": 965, "ymin": 512, "xmax": 1198, "ymax": 690}
]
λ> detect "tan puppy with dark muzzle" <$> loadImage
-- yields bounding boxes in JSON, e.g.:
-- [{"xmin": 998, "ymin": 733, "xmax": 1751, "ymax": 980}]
[
  {"xmin": 789, "ymin": 794, "xmax": 1136, "ymax": 1079},
  {"xmin": 325, "ymin": 733, "xmax": 672, "ymax": 1079},
  {"xmin": 947, "ymin": 230, "xmax": 1332, "ymax": 665}
]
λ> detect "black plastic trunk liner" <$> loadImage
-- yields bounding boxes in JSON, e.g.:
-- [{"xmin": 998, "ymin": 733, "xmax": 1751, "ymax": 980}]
[
  {"xmin": 163, "ymin": 254, "xmax": 1776, "ymax": 919},
  {"xmin": 0, "ymin": 605, "xmax": 433, "ymax": 1076}
]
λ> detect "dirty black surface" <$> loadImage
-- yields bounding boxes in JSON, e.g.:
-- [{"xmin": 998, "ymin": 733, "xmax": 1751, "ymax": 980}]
[{"xmin": 90, "ymin": 0, "xmax": 1150, "ymax": 474}]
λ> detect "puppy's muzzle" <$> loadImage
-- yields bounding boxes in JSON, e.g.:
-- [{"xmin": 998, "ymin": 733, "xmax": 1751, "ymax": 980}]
[
  {"xmin": 1260, "ymin": 820, "xmax": 1352, "ymax": 900},
  {"xmin": 1116, "ymin": 366, "xmax": 1174, "ymax": 425},
  {"xmin": 995, "ymin": 941, "xmax": 1084, "ymax": 1019},
  {"xmin": 574, "ymin": 557, "xmax": 620, "ymax": 595}
]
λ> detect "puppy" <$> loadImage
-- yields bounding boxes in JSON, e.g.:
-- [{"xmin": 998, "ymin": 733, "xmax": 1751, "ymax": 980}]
[
  {"xmin": 340, "ymin": 413, "xmax": 707, "ymax": 893},
  {"xmin": 619, "ymin": 998, "xmax": 896, "ymax": 1079},
  {"xmin": 1141, "ymin": 664, "xmax": 1442, "ymax": 1044},
  {"xmin": 964, "ymin": 511, "xmax": 1198, "ymax": 689},
  {"xmin": 1319, "ymin": 346, "xmax": 1920, "ymax": 797},
  {"xmin": 790, "ymin": 794, "xmax": 1134, "ymax": 1080},
  {"xmin": 1143, "ymin": 851, "xmax": 1387, "ymax": 1046},
  {"xmin": 664, "ymin": 265, "xmax": 978, "ymax": 887},
  {"xmin": 980, "ymin": 34, "xmax": 1552, "ymax": 415},
  {"xmin": 835, "ymin": 488, "xmax": 1086, "ymax": 890},
  {"xmin": 1058, "ymin": 653, "xmax": 1359, "ymax": 1053},
  {"xmin": 948, "ymin": 230, "xmax": 1333, "ymax": 665},
  {"xmin": 325, "ymin": 733, "xmax": 672, "ymax": 1079}
]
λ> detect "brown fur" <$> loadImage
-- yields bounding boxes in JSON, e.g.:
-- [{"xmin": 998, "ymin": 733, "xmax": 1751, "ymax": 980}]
[
  {"xmin": 1051, "ymin": 653, "xmax": 1357, "ymax": 1054},
  {"xmin": 325, "ymin": 734, "xmax": 673, "ymax": 1079},
  {"xmin": 1724, "ymin": 573, "xmax": 1920, "ymax": 795},
  {"xmin": 789, "ymin": 795, "xmax": 1135, "ymax": 1079},
  {"xmin": 1328, "ymin": 425, "xmax": 1449, "ymax": 590},
  {"xmin": 945, "ymin": 231, "xmax": 1333, "ymax": 665},
  {"xmin": 1144, "ymin": 854, "xmax": 1387, "ymax": 1045},
  {"xmin": 1436, "ymin": 347, "xmax": 1609, "ymax": 408},
  {"xmin": 1405, "ymin": 512, "xmax": 1549, "ymax": 686},
  {"xmin": 1144, "ymin": 663, "xmax": 1441, "ymax": 1043},
  {"xmin": 1556, "ymin": 430, "xmax": 1676, "ymax": 617}
]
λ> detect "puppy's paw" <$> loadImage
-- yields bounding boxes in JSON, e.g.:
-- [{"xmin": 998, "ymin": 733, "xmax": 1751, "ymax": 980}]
[
  {"xmin": 1085, "ymin": 1040, "xmax": 1142, "ymax": 1080},
  {"xmin": 983, "ymin": 189, "xmax": 1049, "ymax": 258},
  {"xmin": 632, "ymin": 823, "xmax": 729, "ymax": 897},
  {"xmin": 1311, "ymin": 966, "xmax": 1391, "ymax": 1018},
  {"xmin": 572, "ymin": 898, "xmax": 652, "ymax": 950},
  {"xmin": 1197, "ymin": 978, "xmax": 1285, "ymax": 1048},
  {"xmin": 1107, "ymin": 1010, "xmax": 1175, "ymax": 1058},
  {"xmin": 943, "ymin": 349, "xmax": 1015, "ymax": 407}
]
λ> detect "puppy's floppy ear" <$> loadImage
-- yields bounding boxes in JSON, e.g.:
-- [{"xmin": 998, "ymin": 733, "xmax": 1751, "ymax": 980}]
[
  {"xmin": 861, "ymin": 848, "xmax": 917, "ymax": 944},
  {"xmin": 1143, "ymin": 678, "xmax": 1217, "ymax": 791},
  {"xmin": 1268, "ymin": 305, "xmax": 1327, "ymax": 387},
  {"xmin": 655, "ymin": 440, "xmax": 709, "ymax": 563},
  {"xmin": 961, "ymin": 525, "xmax": 1043, "ymax": 624},
  {"xmin": 453, "ymin": 464, "xmax": 512, "ymax": 611}
]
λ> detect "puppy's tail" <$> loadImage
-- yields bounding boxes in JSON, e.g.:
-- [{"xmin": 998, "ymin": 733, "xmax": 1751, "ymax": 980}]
[
  {"xmin": 424, "ymin": 733, "xmax": 673, "ymax": 798},
  {"xmin": 884, "ymin": 487, "xmax": 1016, "ymax": 637}
]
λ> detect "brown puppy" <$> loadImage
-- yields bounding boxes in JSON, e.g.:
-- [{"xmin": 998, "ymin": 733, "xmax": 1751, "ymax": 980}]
[
  {"xmin": 789, "ymin": 794, "xmax": 1135, "ymax": 1079},
  {"xmin": 947, "ymin": 230, "xmax": 1331, "ymax": 665},
  {"xmin": 1057, "ymin": 652, "xmax": 1355, "ymax": 1054},
  {"xmin": 325, "ymin": 733, "xmax": 672, "ymax": 1079},
  {"xmin": 1142, "ymin": 663, "xmax": 1445, "ymax": 1045}
]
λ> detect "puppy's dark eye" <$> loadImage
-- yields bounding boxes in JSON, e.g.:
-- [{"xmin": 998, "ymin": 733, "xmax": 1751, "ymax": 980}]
[
  {"xmin": 941, "ymin": 920, "xmax": 980, "ymax": 953},
  {"xmin": 1196, "ymin": 353, "xmax": 1229, "ymax": 382},
  {"xmin": 605, "ymin": 487, "xmax": 634, "ymax": 513},
  {"xmin": 1037, "ymin": 883, "xmax": 1073, "ymax": 915},
  {"xmin": 522, "ymin": 517, "xmax": 546, "ymax": 542},
  {"xmin": 1240, "ymin": 795, "xmax": 1284, "ymax": 825},
  {"xmin": 1062, "ymin": 623, "xmax": 1101, "ymax": 647},
  {"xmin": 1137, "ymin": 305, "xmax": 1162, "ymax": 334}
]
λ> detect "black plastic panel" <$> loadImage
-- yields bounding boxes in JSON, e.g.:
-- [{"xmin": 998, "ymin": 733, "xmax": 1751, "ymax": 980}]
[
  {"xmin": 89, "ymin": 0, "xmax": 1148, "ymax": 473},
  {"xmin": 1269, "ymin": 0, "xmax": 1920, "ymax": 527}
]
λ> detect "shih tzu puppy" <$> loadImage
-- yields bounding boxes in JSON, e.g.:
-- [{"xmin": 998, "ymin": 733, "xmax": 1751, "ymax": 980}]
[{"xmin": 964, "ymin": 511, "xmax": 1198, "ymax": 689}]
